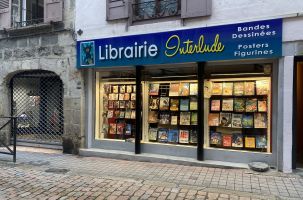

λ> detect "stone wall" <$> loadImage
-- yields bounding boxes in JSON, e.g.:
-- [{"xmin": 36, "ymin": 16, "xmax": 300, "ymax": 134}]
[{"xmin": 0, "ymin": 0, "xmax": 84, "ymax": 152}]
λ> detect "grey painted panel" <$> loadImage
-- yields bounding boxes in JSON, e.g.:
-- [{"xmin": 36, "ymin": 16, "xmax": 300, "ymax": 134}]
[
  {"xmin": 181, "ymin": 0, "xmax": 211, "ymax": 19},
  {"xmin": 0, "ymin": 0, "xmax": 11, "ymax": 29},
  {"xmin": 44, "ymin": 0, "xmax": 63, "ymax": 23},
  {"xmin": 92, "ymin": 140, "xmax": 134, "ymax": 152},
  {"xmin": 106, "ymin": 0, "xmax": 129, "ymax": 21},
  {"xmin": 141, "ymin": 143, "xmax": 197, "ymax": 158}
]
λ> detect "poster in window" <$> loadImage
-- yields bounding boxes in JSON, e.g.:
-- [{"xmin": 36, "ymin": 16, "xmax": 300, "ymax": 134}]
[
  {"xmin": 168, "ymin": 129, "xmax": 179, "ymax": 143},
  {"xmin": 208, "ymin": 113, "xmax": 219, "ymax": 126},
  {"xmin": 149, "ymin": 83, "xmax": 160, "ymax": 95},
  {"xmin": 170, "ymin": 99, "xmax": 179, "ymax": 111},
  {"xmin": 179, "ymin": 129, "xmax": 189, "ymax": 144},
  {"xmin": 189, "ymin": 83, "xmax": 198, "ymax": 96},
  {"xmin": 223, "ymin": 134, "xmax": 232, "ymax": 147},
  {"xmin": 233, "ymin": 82, "xmax": 245, "ymax": 96},
  {"xmin": 222, "ymin": 82, "xmax": 233, "ymax": 96},
  {"xmin": 244, "ymin": 82, "xmax": 255, "ymax": 95},
  {"xmin": 256, "ymin": 80, "xmax": 270, "ymax": 95},
  {"xmin": 232, "ymin": 133, "xmax": 243, "ymax": 148},
  {"xmin": 180, "ymin": 112, "xmax": 191, "ymax": 125},
  {"xmin": 211, "ymin": 100, "xmax": 221, "ymax": 111},
  {"xmin": 158, "ymin": 129, "xmax": 168, "ymax": 143},
  {"xmin": 222, "ymin": 98, "xmax": 233, "ymax": 111},
  {"xmin": 149, "ymin": 128, "xmax": 158, "ymax": 141},
  {"xmin": 256, "ymin": 135, "xmax": 267, "ymax": 148},
  {"xmin": 212, "ymin": 82, "xmax": 223, "ymax": 95},
  {"xmin": 254, "ymin": 113, "xmax": 267, "ymax": 128},
  {"xmin": 159, "ymin": 97, "xmax": 170, "ymax": 110},
  {"xmin": 169, "ymin": 83, "xmax": 180, "ymax": 96},
  {"xmin": 258, "ymin": 100, "xmax": 267, "ymax": 112},
  {"xmin": 179, "ymin": 83, "xmax": 190, "ymax": 96},
  {"xmin": 234, "ymin": 98, "xmax": 245, "ymax": 112},
  {"xmin": 245, "ymin": 136, "xmax": 256, "ymax": 148},
  {"xmin": 210, "ymin": 131, "xmax": 222, "ymax": 145},
  {"xmin": 232, "ymin": 114, "xmax": 243, "ymax": 128},
  {"xmin": 219, "ymin": 112, "xmax": 232, "ymax": 127},
  {"xmin": 246, "ymin": 98, "xmax": 257, "ymax": 112},
  {"xmin": 149, "ymin": 97, "xmax": 160, "ymax": 110}
]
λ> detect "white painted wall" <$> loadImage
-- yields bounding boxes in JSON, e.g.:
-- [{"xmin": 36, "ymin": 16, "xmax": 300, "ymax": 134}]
[{"xmin": 76, "ymin": 0, "xmax": 303, "ymax": 42}]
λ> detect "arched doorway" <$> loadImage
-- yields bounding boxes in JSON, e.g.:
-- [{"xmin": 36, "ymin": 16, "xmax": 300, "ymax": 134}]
[{"xmin": 10, "ymin": 70, "xmax": 64, "ymax": 145}]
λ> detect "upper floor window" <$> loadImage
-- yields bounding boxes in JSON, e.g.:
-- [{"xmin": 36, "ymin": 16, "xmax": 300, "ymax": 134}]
[
  {"xmin": 132, "ymin": 0, "xmax": 181, "ymax": 22},
  {"xmin": 0, "ymin": 0, "xmax": 63, "ymax": 30},
  {"xmin": 106, "ymin": 0, "xmax": 212, "ymax": 23},
  {"xmin": 18, "ymin": 0, "xmax": 44, "ymax": 27}
]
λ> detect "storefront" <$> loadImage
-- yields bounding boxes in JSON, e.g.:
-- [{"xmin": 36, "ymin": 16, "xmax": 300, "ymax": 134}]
[{"xmin": 77, "ymin": 18, "xmax": 282, "ymax": 165}]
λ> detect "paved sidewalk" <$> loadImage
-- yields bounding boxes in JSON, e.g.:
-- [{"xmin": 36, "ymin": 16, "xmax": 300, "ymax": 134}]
[{"xmin": 0, "ymin": 147, "xmax": 302, "ymax": 200}]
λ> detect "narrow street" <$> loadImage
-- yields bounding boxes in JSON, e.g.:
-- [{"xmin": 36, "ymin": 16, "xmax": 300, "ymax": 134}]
[{"xmin": 0, "ymin": 147, "xmax": 302, "ymax": 200}]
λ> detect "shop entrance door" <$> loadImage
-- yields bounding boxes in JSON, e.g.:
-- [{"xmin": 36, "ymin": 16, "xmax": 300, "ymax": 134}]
[
  {"xmin": 294, "ymin": 58, "xmax": 303, "ymax": 169},
  {"xmin": 10, "ymin": 71, "xmax": 64, "ymax": 145}
]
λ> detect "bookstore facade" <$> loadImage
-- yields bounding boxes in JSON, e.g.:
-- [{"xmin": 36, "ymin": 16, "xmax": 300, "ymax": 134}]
[{"xmin": 78, "ymin": 19, "xmax": 282, "ymax": 165}]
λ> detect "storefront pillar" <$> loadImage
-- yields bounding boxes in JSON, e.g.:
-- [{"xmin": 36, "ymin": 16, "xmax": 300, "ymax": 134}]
[
  {"xmin": 197, "ymin": 62, "xmax": 205, "ymax": 161},
  {"xmin": 135, "ymin": 65, "xmax": 143, "ymax": 154}
]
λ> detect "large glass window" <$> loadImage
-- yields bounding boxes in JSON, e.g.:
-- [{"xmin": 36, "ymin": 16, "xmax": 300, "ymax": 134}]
[
  {"xmin": 204, "ymin": 64, "xmax": 272, "ymax": 153},
  {"xmin": 95, "ymin": 70, "xmax": 136, "ymax": 141}
]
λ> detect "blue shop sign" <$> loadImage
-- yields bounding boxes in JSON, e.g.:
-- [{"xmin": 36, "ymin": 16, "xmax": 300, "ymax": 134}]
[{"xmin": 77, "ymin": 19, "xmax": 282, "ymax": 68}]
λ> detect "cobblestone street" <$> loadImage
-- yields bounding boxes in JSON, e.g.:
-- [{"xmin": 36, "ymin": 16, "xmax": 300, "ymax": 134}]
[{"xmin": 0, "ymin": 147, "xmax": 302, "ymax": 200}]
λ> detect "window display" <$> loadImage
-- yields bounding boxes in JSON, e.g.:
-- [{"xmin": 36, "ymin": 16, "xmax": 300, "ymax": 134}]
[
  {"xmin": 147, "ymin": 81, "xmax": 198, "ymax": 145},
  {"xmin": 206, "ymin": 78, "xmax": 271, "ymax": 152},
  {"xmin": 99, "ymin": 82, "xmax": 136, "ymax": 140}
]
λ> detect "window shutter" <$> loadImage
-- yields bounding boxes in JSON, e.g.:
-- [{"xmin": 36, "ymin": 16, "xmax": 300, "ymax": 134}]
[
  {"xmin": 0, "ymin": 0, "xmax": 11, "ymax": 29},
  {"xmin": 181, "ymin": 0, "xmax": 212, "ymax": 19},
  {"xmin": 44, "ymin": 0, "xmax": 63, "ymax": 23},
  {"xmin": 106, "ymin": 0, "xmax": 129, "ymax": 21}
]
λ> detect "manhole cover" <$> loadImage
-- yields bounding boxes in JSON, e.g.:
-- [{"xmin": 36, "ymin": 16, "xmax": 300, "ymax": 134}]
[{"xmin": 45, "ymin": 168, "xmax": 69, "ymax": 174}]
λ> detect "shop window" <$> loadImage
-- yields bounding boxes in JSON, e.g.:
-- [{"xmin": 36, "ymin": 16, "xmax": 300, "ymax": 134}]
[
  {"xmin": 146, "ymin": 81, "xmax": 198, "ymax": 145},
  {"xmin": 95, "ymin": 70, "xmax": 137, "ymax": 141},
  {"xmin": 204, "ymin": 64, "xmax": 272, "ymax": 153}
]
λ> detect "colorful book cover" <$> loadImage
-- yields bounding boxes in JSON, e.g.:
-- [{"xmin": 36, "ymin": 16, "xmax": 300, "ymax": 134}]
[
  {"xmin": 148, "ymin": 128, "xmax": 158, "ymax": 141},
  {"xmin": 246, "ymin": 98, "xmax": 258, "ymax": 112},
  {"xmin": 104, "ymin": 84, "xmax": 111, "ymax": 94},
  {"xmin": 130, "ymin": 101, "xmax": 136, "ymax": 109},
  {"xmin": 233, "ymin": 82, "xmax": 245, "ymax": 96},
  {"xmin": 222, "ymin": 98, "xmax": 233, "ymax": 111},
  {"xmin": 256, "ymin": 135, "xmax": 267, "ymax": 148},
  {"xmin": 125, "ymin": 110, "xmax": 131, "ymax": 119},
  {"xmin": 124, "ymin": 93, "xmax": 130, "ymax": 100},
  {"xmin": 180, "ymin": 112, "xmax": 191, "ymax": 125},
  {"xmin": 190, "ymin": 83, "xmax": 198, "ymax": 96},
  {"xmin": 130, "ymin": 110, "xmax": 136, "ymax": 119},
  {"xmin": 223, "ymin": 82, "xmax": 233, "ymax": 96},
  {"xmin": 158, "ymin": 129, "xmax": 168, "ymax": 143},
  {"xmin": 180, "ymin": 99, "xmax": 189, "ymax": 111},
  {"xmin": 179, "ymin": 83, "xmax": 190, "ymax": 96},
  {"xmin": 119, "ymin": 101, "xmax": 125, "ymax": 109},
  {"xmin": 190, "ymin": 130, "xmax": 198, "ymax": 144},
  {"xmin": 113, "ymin": 94, "xmax": 119, "ymax": 100},
  {"xmin": 210, "ymin": 131, "xmax": 222, "ymax": 145},
  {"xmin": 113, "ymin": 101, "xmax": 119, "ymax": 108},
  {"xmin": 219, "ymin": 112, "xmax": 232, "ymax": 127},
  {"xmin": 114, "ymin": 110, "xmax": 120, "ymax": 118},
  {"xmin": 119, "ymin": 93, "xmax": 125, "ymax": 100},
  {"xmin": 109, "ymin": 123, "xmax": 117, "ymax": 134},
  {"xmin": 119, "ymin": 85, "xmax": 126, "ymax": 93},
  {"xmin": 256, "ymin": 80, "xmax": 270, "ymax": 95},
  {"xmin": 258, "ymin": 100, "xmax": 267, "ymax": 112},
  {"xmin": 148, "ymin": 111, "xmax": 158, "ymax": 123},
  {"xmin": 179, "ymin": 130, "xmax": 189, "ymax": 144},
  {"xmin": 244, "ymin": 82, "xmax": 255, "ymax": 95},
  {"xmin": 189, "ymin": 96, "xmax": 198, "ymax": 110},
  {"xmin": 210, "ymin": 99, "xmax": 221, "ymax": 111},
  {"xmin": 208, "ymin": 113, "xmax": 219, "ymax": 126},
  {"xmin": 254, "ymin": 113, "xmax": 267, "ymax": 128},
  {"xmin": 112, "ymin": 85, "xmax": 119, "ymax": 93},
  {"xmin": 119, "ymin": 111, "xmax": 125, "ymax": 118},
  {"xmin": 191, "ymin": 112, "xmax": 198, "ymax": 125},
  {"xmin": 204, "ymin": 80, "xmax": 212, "ymax": 98},
  {"xmin": 125, "ymin": 124, "xmax": 132, "ymax": 135},
  {"xmin": 169, "ymin": 83, "xmax": 180, "ymax": 96},
  {"xmin": 232, "ymin": 133, "xmax": 243, "ymax": 148},
  {"xmin": 126, "ymin": 85, "xmax": 133, "ymax": 93},
  {"xmin": 159, "ymin": 97, "xmax": 170, "ymax": 110},
  {"xmin": 117, "ymin": 123, "xmax": 125, "ymax": 135},
  {"xmin": 168, "ymin": 129, "xmax": 179, "ymax": 143},
  {"xmin": 125, "ymin": 101, "xmax": 130, "ymax": 109},
  {"xmin": 107, "ymin": 110, "xmax": 114, "ymax": 118},
  {"xmin": 131, "ymin": 93, "xmax": 136, "ymax": 100},
  {"xmin": 159, "ymin": 113, "xmax": 170, "ymax": 125},
  {"xmin": 170, "ymin": 99, "xmax": 179, "ymax": 111},
  {"xmin": 149, "ymin": 97, "xmax": 160, "ymax": 110},
  {"xmin": 108, "ymin": 100, "xmax": 114, "ymax": 109},
  {"xmin": 149, "ymin": 83, "xmax": 160, "ymax": 95},
  {"xmin": 223, "ymin": 135, "xmax": 232, "ymax": 147},
  {"xmin": 171, "ymin": 115, "xmax": 178, "ymax": 125},
  {"xmin": 108, "ymin": 93, "xmax": 114, "ymax": 100},
  {"xmin": 232, "ymin": 113, "xmax": 243, "ymax": 128},
  {"xmin": 242, "ymin": 114, "xmax": 254, "ymax": 128},
  {"xmin": 245, "ymin": 136, "xmax": 256, "ymax": 148},
  {"xmin": 234, "ymin": 98, "xmax": 245, "ymax": 112},
  {"xmin": 212, "ymin": 82, "xmax": 223, "ymax": 95}
]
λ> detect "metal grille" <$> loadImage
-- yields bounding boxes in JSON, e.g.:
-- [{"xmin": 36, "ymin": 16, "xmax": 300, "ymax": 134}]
[
  {"xmin": 0, "ymin": 0, "xmax": 9, "ymax": 10},
  {"xmin": 11, "ymin": 71, "xmax": 63, "ymax": 144}
]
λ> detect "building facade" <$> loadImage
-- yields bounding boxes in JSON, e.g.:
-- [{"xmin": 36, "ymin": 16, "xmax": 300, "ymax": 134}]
[
  {"xmin": 0, "ymin": 0, "xmax": 83, "ymax": 152},
  {"xmin": 75, "ymin": 0, "xmax": 303, "ymax": 173}
]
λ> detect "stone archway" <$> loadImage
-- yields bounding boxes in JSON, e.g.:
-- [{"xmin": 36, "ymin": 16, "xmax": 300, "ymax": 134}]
[{"xmin": 10, "ymin": 70, "xmax": 64, "ymax": 145}]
